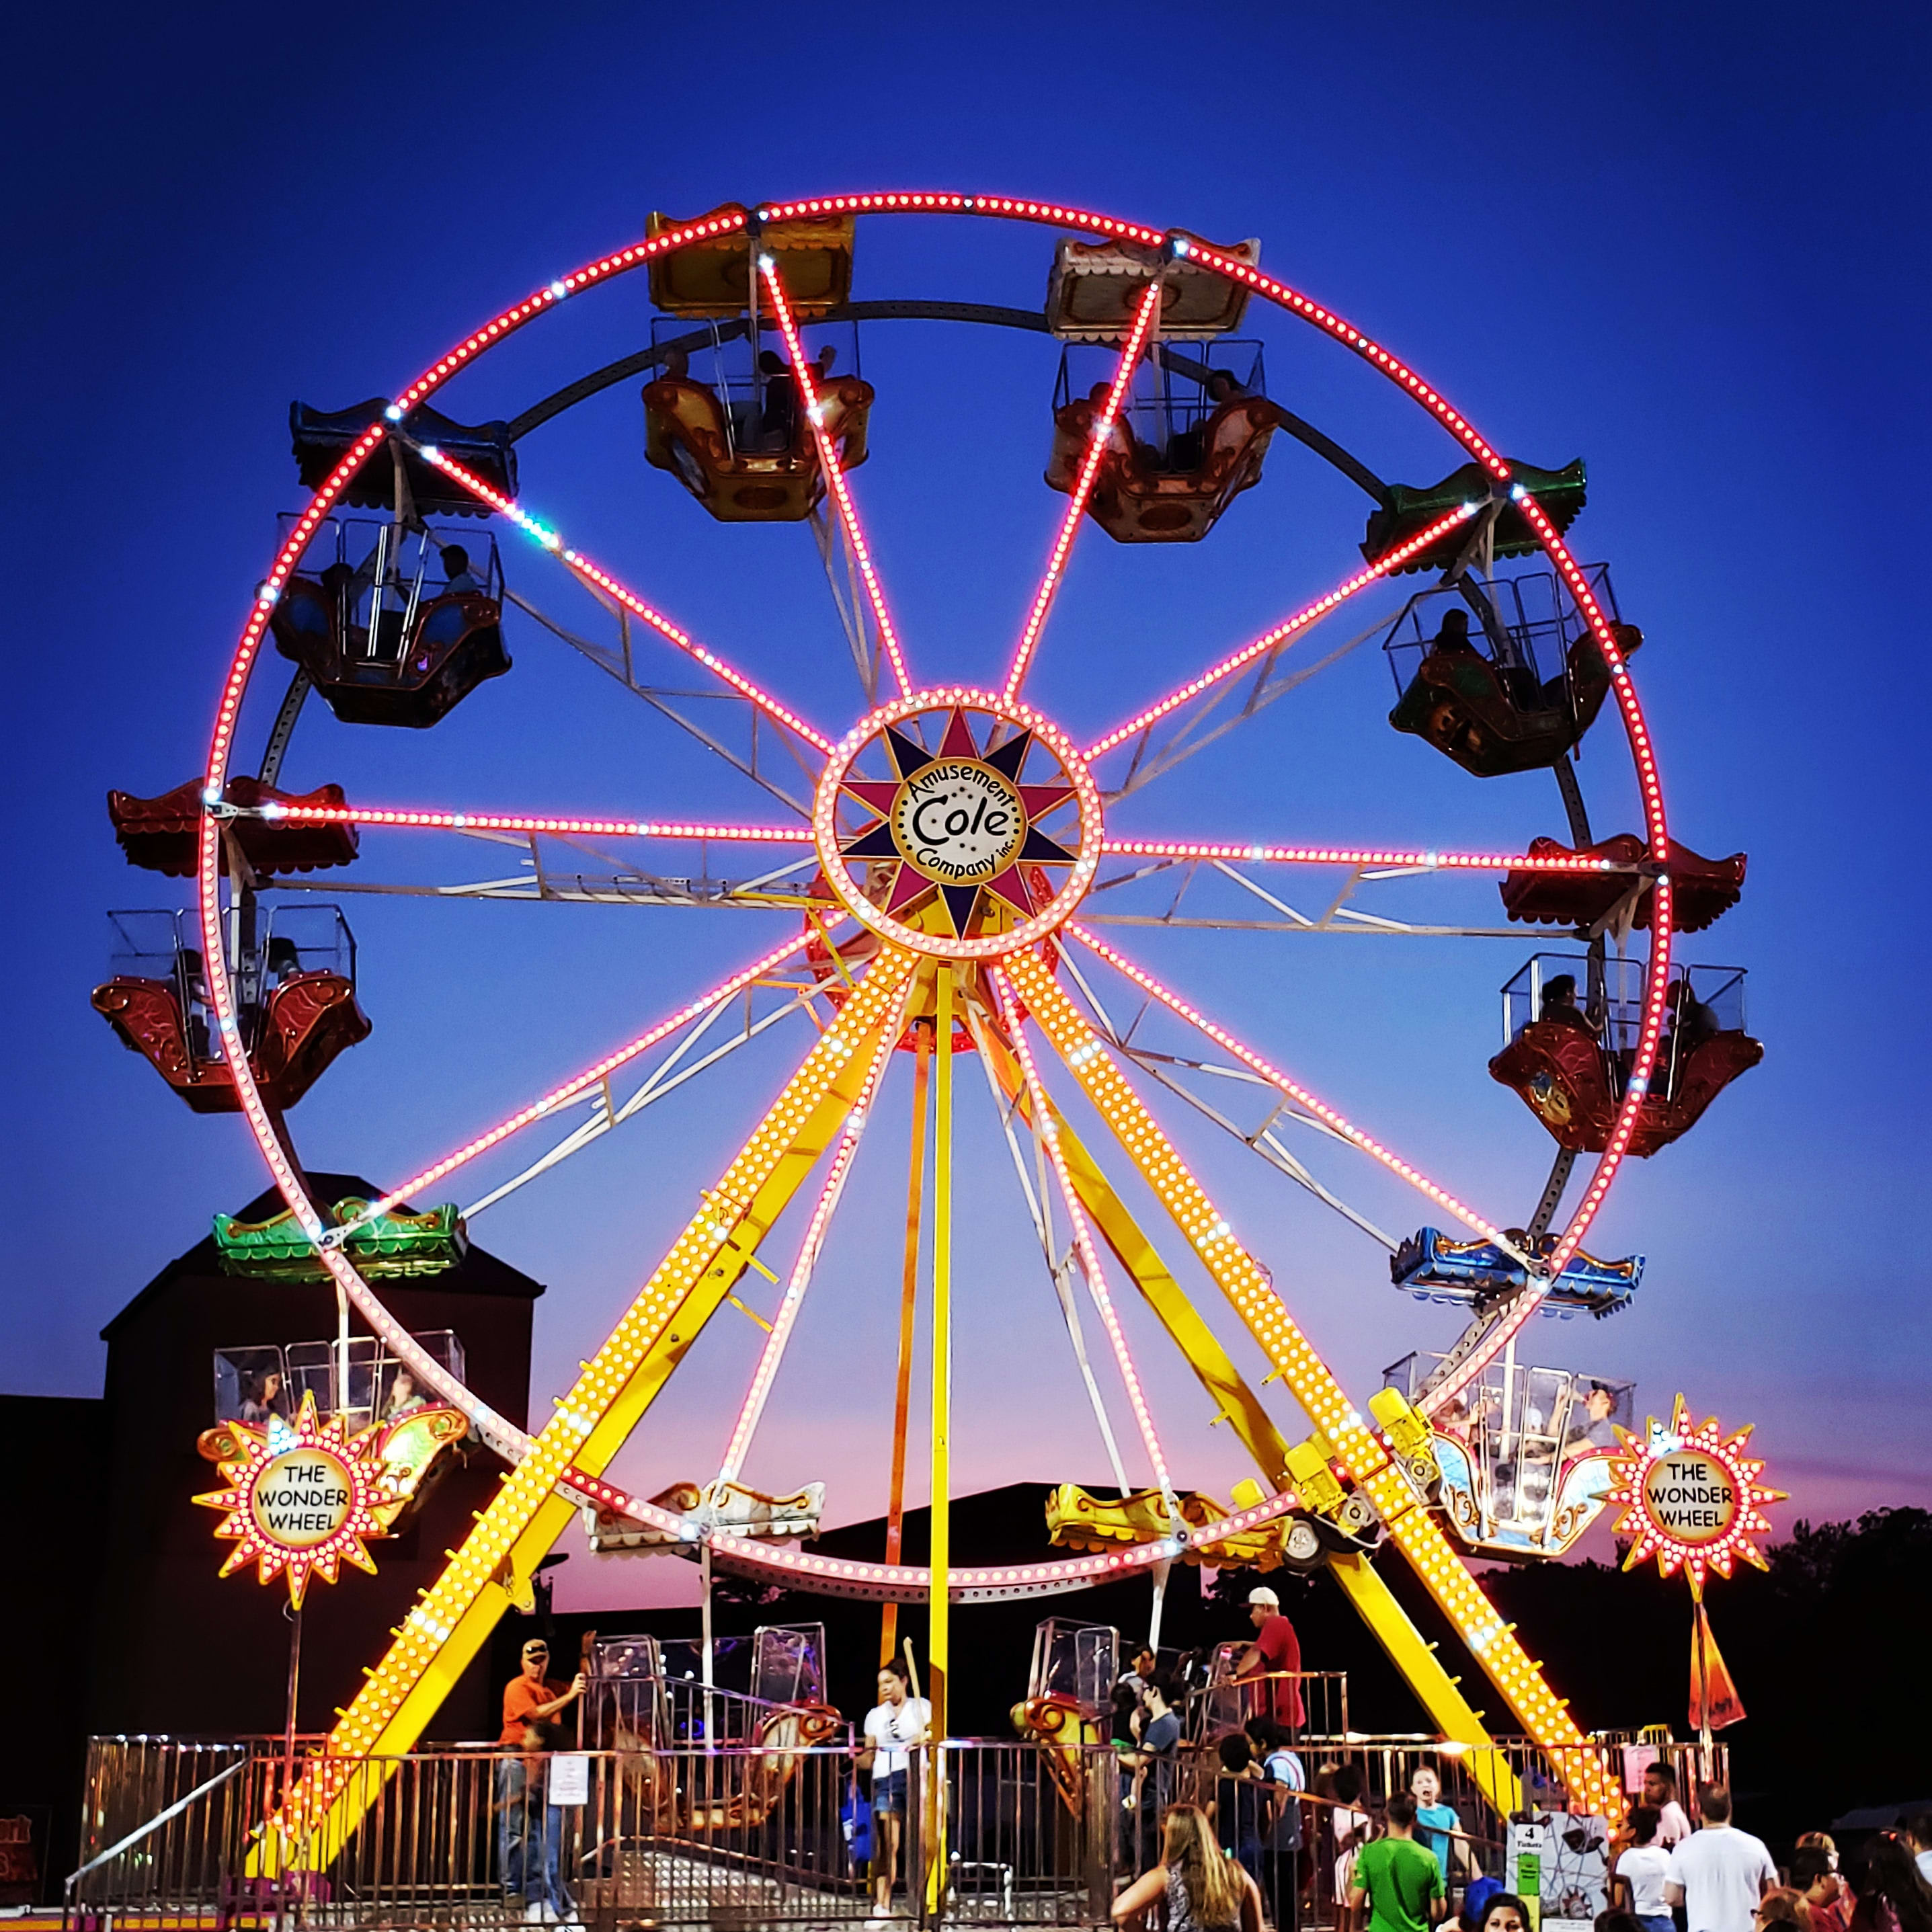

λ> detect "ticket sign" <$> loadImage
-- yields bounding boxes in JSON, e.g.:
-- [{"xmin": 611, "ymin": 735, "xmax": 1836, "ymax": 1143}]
[{"xmin": 1640, "ymin": 1450, "xmax": 1738, "ymax": 1547}]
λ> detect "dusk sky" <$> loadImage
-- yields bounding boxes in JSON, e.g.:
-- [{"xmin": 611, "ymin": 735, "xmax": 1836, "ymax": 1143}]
[{"xmin": 5, "ymin": 3, "xmax": 1926, "ymax": 1619}]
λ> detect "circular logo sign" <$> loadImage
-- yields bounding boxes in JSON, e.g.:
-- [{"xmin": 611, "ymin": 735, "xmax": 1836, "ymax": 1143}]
[
  {"xmin": 1640, "ymin": 1449, "xmax": 1738, "ymax": 1547},
  {"xmin": 891, "ymin": 760, "xmax": 1026, "ymax": 883},
  {"xmin": 249, "ymin": 1446, "xmax": 356, "ymax": 1550}
]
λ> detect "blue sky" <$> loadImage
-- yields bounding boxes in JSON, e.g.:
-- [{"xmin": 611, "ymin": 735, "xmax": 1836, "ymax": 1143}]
[{"xmin": 5, "ymin": 2, "xmax": 1926, "ymax": 1613}]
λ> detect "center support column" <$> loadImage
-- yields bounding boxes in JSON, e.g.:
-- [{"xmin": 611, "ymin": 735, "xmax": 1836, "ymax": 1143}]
[
  {"xmin": 881, "ymin": 1022, "xmax": 933, "ymax": 1668},
  {"xmin": 924, "ymin": 966, "xmax": 955, "ymax": 1913}
]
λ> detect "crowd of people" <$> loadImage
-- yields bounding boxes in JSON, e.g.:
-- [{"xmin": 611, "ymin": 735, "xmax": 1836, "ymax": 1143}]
[
  {"xmin": 486, "ymin": 1611, "xmax": 1932, "ymax": 1932},
  {"xmin": 1108, "ymin": 1744, "xmax": 1932, "ymax": 1932}
]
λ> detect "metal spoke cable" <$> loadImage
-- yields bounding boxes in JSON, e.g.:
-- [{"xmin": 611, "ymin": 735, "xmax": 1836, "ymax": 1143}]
[
  {"xmin": 461, "ymin": 983, "xmax": 819, "ymax": 1219},
  {"xmin": 965, "ymin": 1006, "xmax": 1133, "ymax": 1497},
  {"xmin": 990, "ymin": 967, "xmax": 1178, "ymax": 1514},
  {"xmin": 713, "ymin": 989, "xmax": 910, "ymax": 1488},
  {"xmin": 1057, "ymin": 946, "xmax": 1399, "ymax": 1250},
  {"xmin": 760, "ymin": 261, "xmax": 914, "ymax": 699},
  {"xmin": 1068, "ymin": 922, "xmax": 1533, "ymax": 1268}
]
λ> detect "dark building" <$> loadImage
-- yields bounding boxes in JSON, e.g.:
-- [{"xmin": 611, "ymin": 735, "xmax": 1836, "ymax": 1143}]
[{"xmin": 0, "ymin": 1174, "xmax": 542, "ymax": 1900}]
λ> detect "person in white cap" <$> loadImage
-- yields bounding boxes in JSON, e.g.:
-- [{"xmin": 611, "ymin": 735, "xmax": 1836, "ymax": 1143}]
[{"xmin": 1235, "ymin": 1584, "xmax": 1306, "ymax": 1732}]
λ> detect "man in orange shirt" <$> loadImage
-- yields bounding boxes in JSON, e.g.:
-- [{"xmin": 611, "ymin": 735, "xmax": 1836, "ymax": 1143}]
[
  {"xmin": 498, "ymin": 1640, "xmax": 585, "ymax": 1922},
  {"xmin": 501, "ymin": 1638, "xmax": 585, "ymax": 1746}
]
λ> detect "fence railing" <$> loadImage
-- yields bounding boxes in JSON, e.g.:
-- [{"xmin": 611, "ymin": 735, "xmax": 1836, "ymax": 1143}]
[
  {"xmin": 1184, "ymin": 1669, "xmax": 1351, "ymax": 1744},
  {"xmin": 67, "ymin": 1736, "xmax": 1122, "ymax": 1928},
  {"xmin": 67, "ymin": 1728, "xmax": 1725, "ymax": 1929}
]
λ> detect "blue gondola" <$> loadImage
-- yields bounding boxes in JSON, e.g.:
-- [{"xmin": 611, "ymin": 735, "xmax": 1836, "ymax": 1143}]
[{"xmin": 1390, "ymin": 1227, "xmax": 1642, "ymax": 1319}]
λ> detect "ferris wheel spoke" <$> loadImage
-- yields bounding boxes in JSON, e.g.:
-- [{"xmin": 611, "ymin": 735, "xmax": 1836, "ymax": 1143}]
[
  {"xmin": 760, "ymin": 260, "xmax": 914, "ymax": 700},
  {"xmin": 1064, "ymin": 922, "xmax": 1530, "ymax": 1262},
  {"xmin": 1080, "ymin": 837, "xmax": 1640, "ymax": 937},
  {"xmin": 1101, "ymin": 835, "xmax": 1638, "ymax": 877},
  {"xmin": 408, "ymin": 444, "xmax": 838, "ymax": 754},
  {"xmin": 1082, "ymin": 504, "xmax": 1480, "ymax": 769},
  {"xmin": 324, "ymin": 925, "xmax": 834, "ymax": 1241},
  {"xmin": 227, "ymin": 797, "xmax": 815, "ymax": 846},
  {"xmin": 711, "ymin": 977, "xmax": 916, "ymax": 1488},
  {"xmin": 1002, "ymin": 280, "xmax": 1165, "ymax": 707}
]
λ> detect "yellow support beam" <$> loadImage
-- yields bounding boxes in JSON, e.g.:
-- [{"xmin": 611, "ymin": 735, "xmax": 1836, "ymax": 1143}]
[
  {"xmin": 1326, "ymin": 1553, "xmax": 1521, "ymax": 1816},
  {"xmin": 925, "ymin": 967, "xmax": 955, "ymax": 1909},
  {"xmin": 881, "ymin": 1018, "xmax": 932, "ymax": 1668},
  {"xmin": 263, "ymin": 947, "xmax": 918, "ymax": 1871},
  {"xmin": 1004, "ymin": 950, "xmax": 1618, "ymax": 1820}
]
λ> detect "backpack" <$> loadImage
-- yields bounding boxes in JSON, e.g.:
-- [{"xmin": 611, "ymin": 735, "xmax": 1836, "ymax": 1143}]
[{"xmin": 840, "ymin": 1777, "xmax": 874, "ymax": 1868}]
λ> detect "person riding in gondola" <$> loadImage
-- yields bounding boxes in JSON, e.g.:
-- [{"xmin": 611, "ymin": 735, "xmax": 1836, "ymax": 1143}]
[
  {"xmin": 439, "ymin": 544, "xmax": 479, "ymax": 596},
  {"xmin": 756, "ymin": 350, "xmax": 808, "ymax": 448},
  {"xmin": 1664, "ymin": 977, "xmax": 1720, "ymax": 1053},
  {"xmin": 1431, "ymin": 606, "xmax": 1482, "ymax": 658},
  {"xmin": 1165, "ymin": 368, "xmax": 1254, "ymax": 473},
  {"xmin": 1537, "ymin": 973, "xmax": 1597, "ymax": 1035},
  {"xmin": 1564, "ymin": 1383, "xmax": 1621, "ymax": 1454}
]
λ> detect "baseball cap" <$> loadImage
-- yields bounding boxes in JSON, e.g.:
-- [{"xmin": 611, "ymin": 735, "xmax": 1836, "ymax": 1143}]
[
  {"xmin": 522, "ymin": 1639, "xmax": 549, "ymax": 1655},
  {"xmin": 1247, "ymin": 1586, "xmax": 1280, "ymax": 1607}
]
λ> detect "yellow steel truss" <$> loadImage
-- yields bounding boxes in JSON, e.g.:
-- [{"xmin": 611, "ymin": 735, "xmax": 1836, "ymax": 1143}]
[
  {"xmin": 261, "ymin": 946, "xmax": 920, "ymax": 1870},
  {"xmin": 977, "ymin": 994, "xmax": 1521, "ymax": 1810},
  {"xmin": 1003, "ymin": 949, "xmax": 1615, "ymax": 1819}
]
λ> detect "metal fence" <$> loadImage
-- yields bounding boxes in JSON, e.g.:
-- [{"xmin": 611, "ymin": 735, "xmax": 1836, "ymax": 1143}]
[
  {"xmin": 67, "ymin": 1736, "xmax": 1124, "ymax": 1929},
  {"xmin": 1184, "ymin": 1670, "xmax": 1352, "ymax": 1744},
  {"xmin": 67, "ymin": 1729, "xmax": 1726, "ymax": 1931}
]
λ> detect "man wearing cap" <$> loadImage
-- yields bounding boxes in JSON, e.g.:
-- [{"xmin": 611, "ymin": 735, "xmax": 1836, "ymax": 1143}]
[
  {"xmin": 503, "ymin": 1638, "xmax": 585, "ymax": 1746},
  {"xmin": 498, "ymin": 1639, "xmax": 585, "ymax": 1923},
  {"xmin": 1235, "ymin": 1585, "xmax": 1307, "ymax": 1733}
]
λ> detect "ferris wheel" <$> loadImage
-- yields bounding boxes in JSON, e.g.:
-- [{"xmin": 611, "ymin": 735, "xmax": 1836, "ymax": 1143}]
[{"xmin": 95, "ymin": 192, "xmax": 1761, "ymax": 1846}]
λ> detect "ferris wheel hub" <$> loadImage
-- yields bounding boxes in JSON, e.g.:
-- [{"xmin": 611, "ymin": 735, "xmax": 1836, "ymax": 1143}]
[{"xmin": 813, "ymin": 688, "xmax": 1103, "ymax": 961}]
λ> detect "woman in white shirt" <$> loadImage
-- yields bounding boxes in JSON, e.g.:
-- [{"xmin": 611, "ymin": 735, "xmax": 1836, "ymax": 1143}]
[
  {"xmin": 1614, "ymin": 1806, "xmax": 1676, "ymax": 1932},
  {"xmin": 858, "ymin": 1660, "xmax": 930, "ymax": 1921}
]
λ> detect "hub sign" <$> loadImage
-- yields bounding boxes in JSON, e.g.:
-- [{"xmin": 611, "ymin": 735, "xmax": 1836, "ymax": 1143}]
[{"xmin": 892, "ymin": 760, "xmax": 1025, "ymax": 883}]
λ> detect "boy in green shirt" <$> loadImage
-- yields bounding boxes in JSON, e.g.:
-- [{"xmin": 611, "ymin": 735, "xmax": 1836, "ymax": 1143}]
[{"xmin": 1351, "ymin": 1794, "xmax": 1446, "ymax": 1932}]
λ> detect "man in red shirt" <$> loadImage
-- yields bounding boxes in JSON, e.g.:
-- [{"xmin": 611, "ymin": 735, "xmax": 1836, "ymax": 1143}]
[{"xmin": 1235, "ymin": 1585, "xmax": 1306, "ymax": 1732}]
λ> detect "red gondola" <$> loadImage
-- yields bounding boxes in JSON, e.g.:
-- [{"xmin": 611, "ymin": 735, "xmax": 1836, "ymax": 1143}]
[
  {"xmin": 1498, "ymin": 835, "xmax": 1746, "ymax": 934},
  {"xmin": 1488, "ymin": 955, "xmax": 1761, "ymax": 1157},
  {"xmin": 90, "ymin": 908, "xmax": 369, "ymax": 1113},
  {"xmin": 108, "ymin": 777, "xmax": 359, "ymax": 879}
]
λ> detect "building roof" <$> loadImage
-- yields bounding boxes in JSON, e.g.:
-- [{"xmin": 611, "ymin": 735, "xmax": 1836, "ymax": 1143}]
[{"xmin": 102, "ymin": 1172, "xmax": 546, "ymax": 1338}]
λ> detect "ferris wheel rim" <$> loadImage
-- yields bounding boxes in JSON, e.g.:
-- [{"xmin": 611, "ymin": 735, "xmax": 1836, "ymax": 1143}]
[{"xmin": 192, "ymin": 188, "xmax": 1679, "ymax": 1582}]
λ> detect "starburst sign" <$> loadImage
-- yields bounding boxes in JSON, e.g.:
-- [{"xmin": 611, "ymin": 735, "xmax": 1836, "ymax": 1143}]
[
  {"xmin": 194, "ymin": 1391, "xmax": 398, "ymax": 1607},
  {"xmin": 1605, "ymin": 1393, "xmax": 1785, "ymax": 1599},
  {"xmin": 835, "ymin": 706, "xmax": 1078, "ymax": 940}
]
